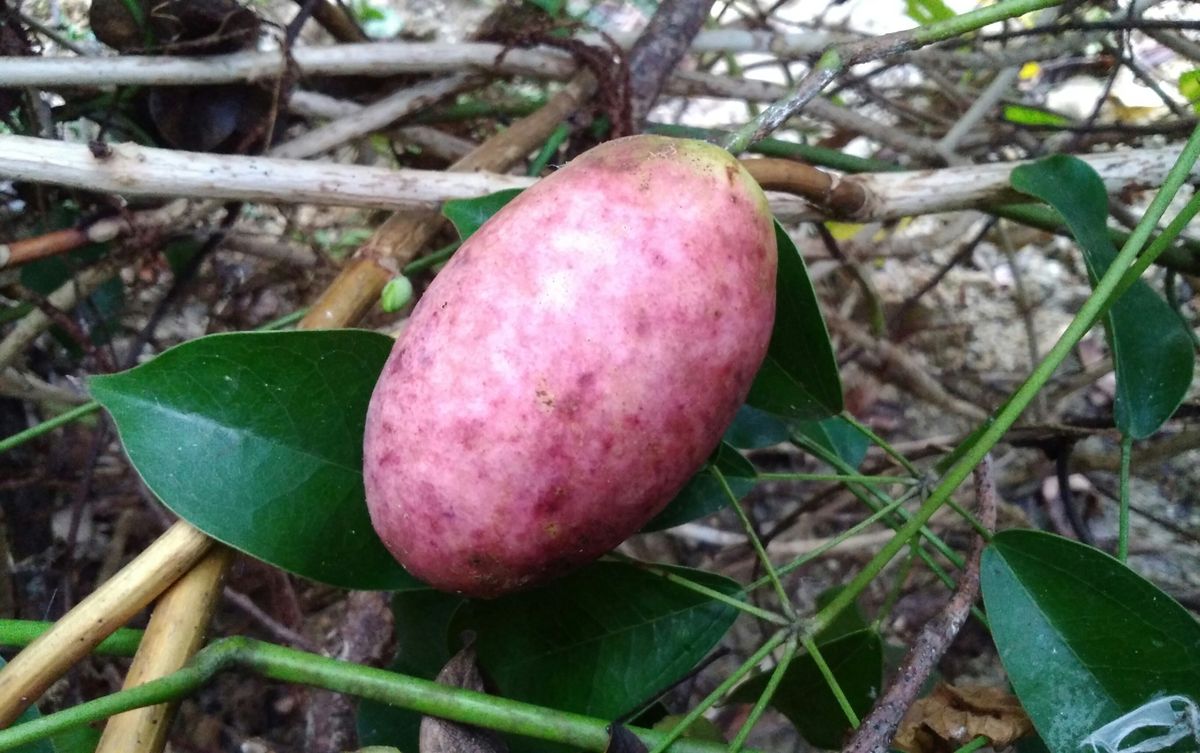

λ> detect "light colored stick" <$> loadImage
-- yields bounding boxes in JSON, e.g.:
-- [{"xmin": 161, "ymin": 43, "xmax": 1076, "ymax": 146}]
[
  {"xmin": 0, "ymin": 32, "xmax": 1101, "ymax": 88},
  {"xmin": 92, "ymin": 546, "xmax": 234, "ymax": 753},
  {"xmin": 0, "ymin": 134, "xmax": 534, "ymax": 210},
  {"xmin": 0, "ymin": 42, "xmax": 577, "ymax": 87},
  {"xmin": 269, "ymin": 74, "xmax": 479, "ymax": 159},
  {"xmin": 287, "ymin": 90, "xmax": 478, "ymax": 162},
  {"xmin": 4, "ymin": 133, "xmax": 1194, "ymax": 224},
  {"xmin": 0, "ymin": 521, "xmax": 214, "ymax": 726}
]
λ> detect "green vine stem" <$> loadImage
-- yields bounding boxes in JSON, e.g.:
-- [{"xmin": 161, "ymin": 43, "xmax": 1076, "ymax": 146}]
[
  {"xmin": 757, "ymin": 472, "xmax": 918, "ymax": 486},
  {"xmin": 648, "ymin": 630, "xmax": 790, "ymax": 753},
  {"xmin": 0, "ymin": 619, "xmax": 142, "ymax": 656},
  {"xmin": 747, "ymin": 491, "xmax": 913, "ymax": 589},
  {"xmin": 841, "ymin": 413, "xmax": 923, "ymax": 478},
  {"xmin": 0, "ymin": 401, "xmax": 100, "ymax": 455},
  {"xmin": 613, "ymin": 555, "xmax": 791, "ymax": 627},
  {"xmin": 721, "ymin": 0, "xmax": 1063, "ymax": 153},
  {"xmin": 800, "ymin": 634, "xmax": 858, "ymax": 727},
  {"xmin": 715, "ymin": 466, "xmax": 797, "ymax": 620},
  {"xmin": 797, "ymin": 438, "xmax": 968, "ymax": 571},
  {"xmin": 1109, "ymin": 188, "xmax": 1200, "ymax": 302},
  {"xmin": 0, "ymin": 637, "xmax": 753, "ymax": 753},
  {"xmin": 810, "ymin": 122, "xmax": 1200, "ymax": 636},
  {"xmin": 728, "ymin": 636, "xmax": 799, "ymax": 753}
]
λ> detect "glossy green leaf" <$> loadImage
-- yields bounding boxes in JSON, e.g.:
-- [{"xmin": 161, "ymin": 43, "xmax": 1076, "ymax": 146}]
[
  {"xmin": 643, "ymin": 442, "xmax": 757, "ymax": 531},
  {"xmin": 723, "ymin": 404, "xmax": 790, "ymax": 449},
  {"xmin": 357, "ymin": 590, "xmax": 464, "ymax": 751},
  {"xmin": 89, "ymin": 330, "xmax": 420, "ymax": 590},
  {"xmin": 906, "ymin": 0, "xmax": 955, "ymax": 24},
  {"xmin": 746, "ymin": 222, "xmax": 843, "ymax": 421},
  {"xmin": 1002, "ymin": 105, "xmax": 1072, "ymax": 127},
  {"xmin": 794, "ymin": 416, "xmax": 869, "ymax": 469},
  {"xmin": 1011, "ymin": 155, "xmax": 1194, "ymax": 438},
  {"xmin": 442, "ymin": 189, "xmax": 524, "ymax": 240},
  {"xmin": 981, "ymin": 530, "xmax": 1200, "ymax": 753},
  {"xmin": 456, "ymin": 562, "xmax": 739, "ymax": 725},
  {"xmin": 731, "ymin": 630, "xmax": 882, "ymax": 749}
]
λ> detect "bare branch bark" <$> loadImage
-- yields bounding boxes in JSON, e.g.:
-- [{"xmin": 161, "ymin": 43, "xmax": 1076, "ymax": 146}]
[
  {"xmin": 842, "ymin": 456, "xmax": 999, "ymax": 753},
  {"xmin": 3, "ymin": 134, "xmax": 1191, "ymax": 224},
  {"xmin": 627, "ymin": 0, "xmax": 716, "ymax": 124}
]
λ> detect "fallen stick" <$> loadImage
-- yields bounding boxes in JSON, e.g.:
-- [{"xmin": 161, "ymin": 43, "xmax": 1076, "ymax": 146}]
[{"xmin": 2, "ymin": 134, "xmax": 1193, "ymax": 224}]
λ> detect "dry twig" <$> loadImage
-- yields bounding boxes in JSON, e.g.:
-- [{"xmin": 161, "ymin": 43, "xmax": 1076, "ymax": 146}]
[{"xmin": 843, "ymin": 455, "xmax": 999, "ymax": 753}]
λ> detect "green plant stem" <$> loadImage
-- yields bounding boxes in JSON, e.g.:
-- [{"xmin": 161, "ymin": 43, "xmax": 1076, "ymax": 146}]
[
  {"xmin": 997, "ymin": 203, "xmax": 1200, "ymax": 276},
  {"xmin": 528, "ymin": 122, "xmax": 570, "ymax": 176},
  {"xmin": 648, "ymin": 630, "xmax": 790, "ymax": 753},
  {"xmin": 952, "ymin": 736, "xmax": 990, "ymax": 753},
  {"xmin": 811, "ymin": 122, "xmax": 1200, "ymax": 637},
  {"xmin": 1118, "ymin": 434, "xmax": 1133, "ymax": 562},
  {"xmin": 798, "ymin": 438, "xmax": 968, "ymax": 571},
  {"xmin": 841, "ymin": 413, "xmax": 922, "ymax": 478},
  {"xmin": 720, "ymin": 0, "xmax": 1062, "ymax": 153},
  {"xmin": 1110, "ymin": 187, "xmax": 1200, "ymax": 302},
  {"xmin": 618, "ymin": 557, "xmax": 790, "ymax": 627},
  {"xmin": 0, "ymin": 637, "xmax": 751, "ymax": 753},
  {"xmin": 728, "ymin": 637, "xmax": 799, "ymax": 753},
  {"xmin": 841, "ymin": 415, "xmax": 990, "ymax": 538},
  {"xmin": 746, "ymin": 490, "xmax": 914, "ymax": 590},
  {"xmin": 403, "ymin": 241, "xmax": 460, "ymax": 275},
  {"xmin": 648, "ymin": 123, "xmax": 898, "ymax": 173},
  {"xmin": 714, "ymin": 466, "xmax": 796, "ymax": 619},
  {"xmin": 873, "ymin": 545, "xmax": 917, "ymax": 630},
  {"xmin": 257, "ymin": 307, "xmax": 310, "ymax": 331},
  {"xmin": 0, "ymin": 619, "xmax": 142, "ymax": 656},
  {"xmin": 800, "ymin": 634, "xmax": 858, "ymax": 727},
  {"xmin": 757, "ymin": 472, "xmax": 917, "ymax": 486},
  {"xmin": 0, "ymin": 401, "xmax": 101, "ymax": 455}
]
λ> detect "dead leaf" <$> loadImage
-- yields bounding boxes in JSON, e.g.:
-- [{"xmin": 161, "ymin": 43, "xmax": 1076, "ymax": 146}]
[
  {"xmin": 419, "ymin": 637, "xmax": 508, "ymax": 753},
  {"xmin": 894, "ymin": 683, "xmax": 1033, "ymax": 753}
]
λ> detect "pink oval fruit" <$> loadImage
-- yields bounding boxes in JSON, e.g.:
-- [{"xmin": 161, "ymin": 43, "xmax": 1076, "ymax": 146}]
[{"xmin": 364, "ymin": 135, "xmax": 777, "ymax": 597}]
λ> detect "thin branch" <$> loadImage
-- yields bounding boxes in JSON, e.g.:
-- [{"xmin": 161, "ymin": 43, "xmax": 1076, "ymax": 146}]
[
  {"xmin": 269, "ymin": 74, "xmax": 480, "ymax": 159},
  {"xmin": 0, "ymin": 41, "xmax": 579, "ymax": 87},
  {"xmin": 0, "ymin": 133, "xmax": 534, "ymax": 210},
  {"xmin": 721, "ymin": 0, "xmax": 1065, "ymax": 152},
  {"xmin": 627, "ymin": 0, "xmax": 717, "ymax": 123},
  {"xmin": 4, "ymin": 135, "xmax": 1194, "ymax": 224},
  {"xmin": 842, "ymin": 455, "xmax": 999, "ymax": 753}
]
